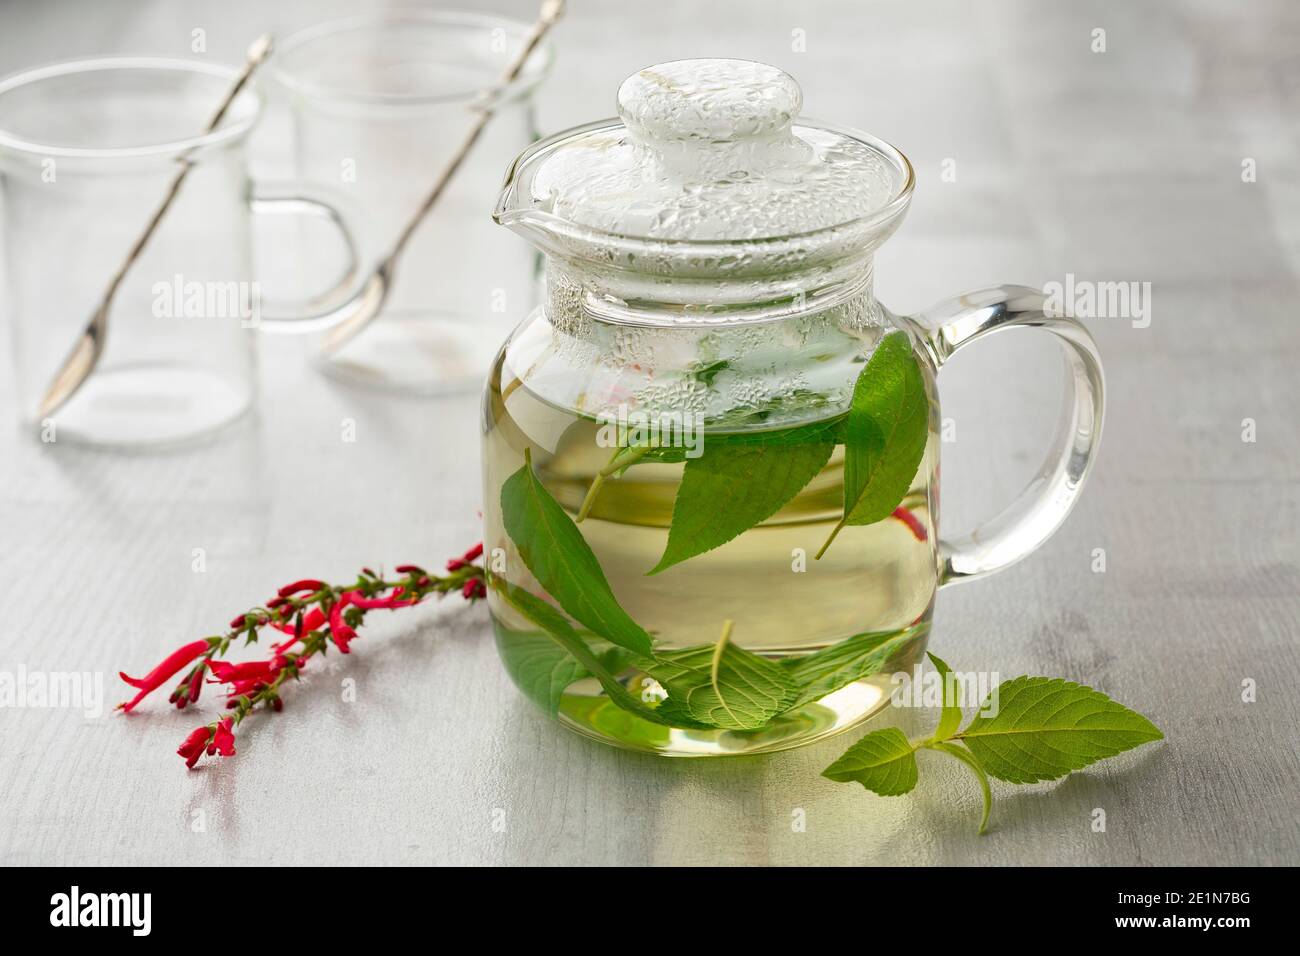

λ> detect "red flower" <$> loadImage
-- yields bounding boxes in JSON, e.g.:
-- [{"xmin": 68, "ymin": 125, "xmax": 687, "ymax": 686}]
[
  {"xmin": 224, "ymin": 680, "xmax": 267, "ymax": 702},
  {"xmin": 329, "ymin": 593, "xmax": 359, "ymax": 653},
  {"xmin": 118, "ymin": 639, "xmax": 210, "ymax": 713},
  {"xmin": 168, "ymin": 661, "xmax": 207, "ymax": 710},
  {"xmin": 208, "ymin": 659, "xmax": 278, "ymax": 683},
  {"xmin": 462, "ymin": 578, "xmax": 487, "ymax": 600},
  {"xmin": 351, "ymin": 588, "xmax": 415, "ymax": 610},
  {"xmin": 271, "ymin": 606, "xmax": 326, "ymax": 649},
  {"xmin": 447, "ymin": 542, "xmax": 484, "ymax": 571},
  {"xmin": 277, "ymin": 579, "xmax": 325, "ymax": 598},
  {"xmin": 184, "ymin": 666, "xmax": 205, "ymax": 707},
  {"xmin": 208, "ymin": 718, "xmax": 236, "ymax": 758},
  {"xmin": 178, "ymin": 726, "xmax": 212, "ymax": 769}
]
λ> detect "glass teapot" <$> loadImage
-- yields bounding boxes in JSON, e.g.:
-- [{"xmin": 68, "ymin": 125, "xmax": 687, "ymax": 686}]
[{"xmin": 481, "ymin": 59, "xmax": 1103, "ymax": 756}]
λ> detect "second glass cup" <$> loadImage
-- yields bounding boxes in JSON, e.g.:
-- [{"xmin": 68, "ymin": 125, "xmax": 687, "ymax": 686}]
[{"xmin": 268, "ymin": 10, "xmax": 552, "ymax": 393}]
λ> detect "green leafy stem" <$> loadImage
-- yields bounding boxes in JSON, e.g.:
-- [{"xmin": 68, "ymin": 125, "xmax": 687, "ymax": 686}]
[{"xmin": 823, "ymin": 652, "xmax": 1163, "ymax": 834}]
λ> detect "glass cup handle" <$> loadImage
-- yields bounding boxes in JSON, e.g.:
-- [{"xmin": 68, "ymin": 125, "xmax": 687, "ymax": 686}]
[
  {"xmin": 248, "ymin": 183, "xmax": 377, "ymax": 334},
  {"xmin": 915, "ymin": 284, "xmax": 1105, "ymax": 586}
]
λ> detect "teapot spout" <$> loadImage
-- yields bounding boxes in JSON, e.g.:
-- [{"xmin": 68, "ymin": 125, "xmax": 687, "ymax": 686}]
[{"xmin": 492, "ymin": 168, "xmax": 560, "ymax": 251}]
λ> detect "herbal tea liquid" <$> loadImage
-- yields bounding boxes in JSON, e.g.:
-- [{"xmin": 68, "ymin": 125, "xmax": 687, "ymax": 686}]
[{"xmin": 482, "ymin": 349, "xmax": 939, "ymax": 756}]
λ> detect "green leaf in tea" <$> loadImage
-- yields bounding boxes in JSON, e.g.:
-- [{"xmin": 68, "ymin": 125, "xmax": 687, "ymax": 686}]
[
  {"xmin": 501, "ymin": 448, "xmax": 654, "ymax": 656},
  {"xmin": 644, "ymin": 623, "xmax": 800, "ymax": 731},
  {"xmin": 494, "ymin": 578, "xmax": 703, "ymax": 729},
  {"xmin": 822, "ymin": 727, "xmax": 919, "ymax": 795},
  {"xmin": 782, "ymin": 623, "xmax": 925, "ymax": 710},
  {"xmin": 955, "ymin": 676, "xmax": 1164, "ymax": 783},
  {"xmin": 649, "ymin": 419, "xmax": 837, "ymax": 574},
  {"xmin": 817, "ymin": 330, "xmax": 928, "ymax": 560},
  {"xmin": 927, "ymin": 651, "xmax": 965, "ymax": 742},
  {"xmin": 494, "ymin": 630, "xmax": 588, "ymax": 717}
]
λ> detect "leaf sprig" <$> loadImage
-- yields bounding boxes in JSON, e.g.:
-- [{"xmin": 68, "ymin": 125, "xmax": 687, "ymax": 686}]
[{"xmin": 822, "ymin": 652, "xmax": 1163, "ymax": 834}]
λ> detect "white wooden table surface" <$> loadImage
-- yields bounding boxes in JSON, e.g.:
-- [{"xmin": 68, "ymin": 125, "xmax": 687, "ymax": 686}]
[{"xmin": 2, "ymin": 0, "xmax": 1297, "ymax": 866}]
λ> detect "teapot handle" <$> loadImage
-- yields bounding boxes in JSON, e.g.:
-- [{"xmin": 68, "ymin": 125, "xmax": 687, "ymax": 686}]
[{"xmin": 913, "ymin": 285, "xmax": 1105, "ymax": 585}]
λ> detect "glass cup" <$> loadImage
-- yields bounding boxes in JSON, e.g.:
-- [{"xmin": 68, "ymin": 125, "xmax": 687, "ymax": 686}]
[
  {"xmin": 0, "ymin": 57, "xmax": 365, "ymax": 447},
  {"xmin": 267, "ymin": 10, "xmax": 551, "ymax": 394}
]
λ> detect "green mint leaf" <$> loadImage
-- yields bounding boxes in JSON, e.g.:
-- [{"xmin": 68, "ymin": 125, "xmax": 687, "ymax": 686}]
[
  {"xmin": 501, "ymin": 448, "xmax": 654, "ymax": 656},
  {"xmin": 922, "ymin": 740, "xmax": 992, "ymax": 834},
  {"xmin": 494, "ymin": 578, "xmax": 700, "ymax": 728},
  {"xmin": 643, "ymin": 628, "xmax": 800, "ymax": 731},
  {"xmin": 649, "ymin": 419, "xmax": 837, "ymax": 574},
  {"xmin": 927, "ymin": 651, "xmax": 965, "ymax": 741},
  {"xmin": 822, "ymin": 727, "xmax": 919, "ymax": 795},
  {"xmin": 817, "ymin": 331, "xmax": 927, "ymax": 559},
  {"xmin": 782, "ymin": 622, "xmax": 926, "ymax": 710},
  {"xmin": 494, "ymin": 630, "xmax": 588, "ymax": 717},
  {"xmin": 956, "ymin": 676, "xmax": 1164, "ymax": 783}
]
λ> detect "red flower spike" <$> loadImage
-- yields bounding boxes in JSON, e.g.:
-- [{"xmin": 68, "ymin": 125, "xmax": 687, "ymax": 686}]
[
  {"xmin": 125, "ymin": 547, "xmax": 487, "ymax": 772},
  {"xmin": 395, "ymin": 564, "xmax": 424, "ymax": 574},
  {"xmin": 277, "ymin": 579, "xmax": 325, "ymax": 598},
  {"xmin": 118, "ymin": 640, "xmax": 211, "ymax": 713},
  {"xmin": 351, "ymin": 588, "xmax": 413, "ymax": 610},
  {"xmin": 178, "ymin": 726, "xmax": 213, "ymax": 769}
]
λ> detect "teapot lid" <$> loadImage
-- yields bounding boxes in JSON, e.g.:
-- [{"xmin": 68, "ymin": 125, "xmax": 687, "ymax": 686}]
[{"xmin": 498, "ymin": 58, "xmax": 912, "ymax": 246}]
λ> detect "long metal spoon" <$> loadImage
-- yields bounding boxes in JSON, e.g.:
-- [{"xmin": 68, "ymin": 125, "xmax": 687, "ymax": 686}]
[
  {"xmin": 37, "ymin": 34, "xmax": 276, "ymax": 421},
  {"xmin": 318, "ymin": 0, "xmax": 565, "ymax": 356}
]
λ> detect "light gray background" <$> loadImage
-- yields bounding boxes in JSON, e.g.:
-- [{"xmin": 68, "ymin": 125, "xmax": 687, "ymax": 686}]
[{"xmin": 1, "ymin": 0, "xmax": 1297, "ymax": 865}]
